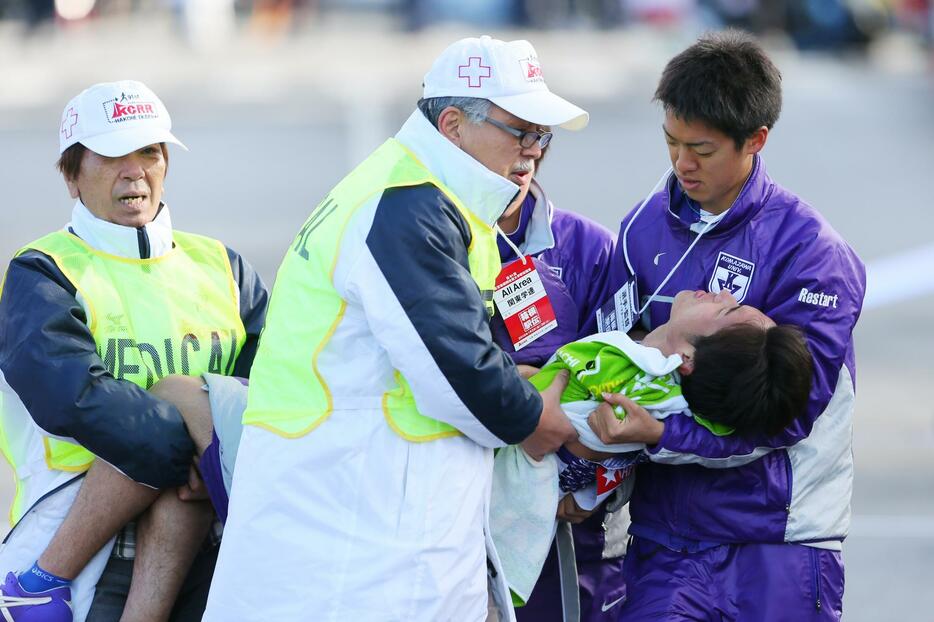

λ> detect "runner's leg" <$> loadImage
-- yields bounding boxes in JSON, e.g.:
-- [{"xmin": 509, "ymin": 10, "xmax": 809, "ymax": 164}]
[
  {"xmin": 119, "ymin": 375, "xmax": 216, "ymax": 622},
  {"xmin": 39, "ymin": 461, "xmax": 158, "ymax": 581}
]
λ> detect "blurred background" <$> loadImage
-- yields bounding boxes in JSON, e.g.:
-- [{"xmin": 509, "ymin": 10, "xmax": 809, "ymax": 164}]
[{"xmin": 1, "ymin": 0, "xmax": 932, "ymax": 619}]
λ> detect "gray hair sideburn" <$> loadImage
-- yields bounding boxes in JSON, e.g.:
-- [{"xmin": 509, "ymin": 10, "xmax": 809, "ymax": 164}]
[{"xmin": 417, "ymin": 97, "xmax": 491, "ymax": 129}]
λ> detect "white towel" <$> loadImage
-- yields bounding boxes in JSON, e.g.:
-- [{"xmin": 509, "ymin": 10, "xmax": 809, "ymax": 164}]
[{"xmin": 489, "ymin": 446, "xmax": 559, "ymax": 604}]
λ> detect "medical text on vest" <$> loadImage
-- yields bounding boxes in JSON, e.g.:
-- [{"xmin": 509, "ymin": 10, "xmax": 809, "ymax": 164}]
[{"xmin": 97, "ymin": 330, "xmax": 240, "ymax": 388}]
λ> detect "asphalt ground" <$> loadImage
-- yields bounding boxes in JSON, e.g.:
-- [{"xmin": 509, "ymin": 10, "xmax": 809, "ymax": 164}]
[{"xmin": 1, "ymin": 21, "xmax": 932, "ymax": 620}]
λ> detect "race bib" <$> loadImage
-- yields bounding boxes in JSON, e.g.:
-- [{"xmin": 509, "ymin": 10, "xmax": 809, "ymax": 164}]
[{"xmin": 494, "ymin": 257, "xmax": 558, "ymax": 351}]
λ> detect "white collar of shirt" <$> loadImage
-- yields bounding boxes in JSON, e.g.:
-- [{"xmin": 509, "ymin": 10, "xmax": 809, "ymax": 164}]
[
  {"xmin": 395, "ymin": 109, "xmax": 520, "ymax": 228},
  {"xmin": 67, "ymin": 200, "xmax": 175, "ymax": 259},
  {"xmin": 689, "ymin": 207, "xmax": 730, "ymax": 234},
  {"xmin": 510, "ymin": 178, "xmax": 556, "ymax": 256}
]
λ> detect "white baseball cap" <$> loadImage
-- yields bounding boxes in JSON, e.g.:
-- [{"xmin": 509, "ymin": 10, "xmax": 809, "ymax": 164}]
[
  {"xmin": 422, "ymin": 36, "xmax": 588, "ymax": 131},
  {"xmin": 59, "ymin": 80, "xmax": 187, "ymax": 156}
]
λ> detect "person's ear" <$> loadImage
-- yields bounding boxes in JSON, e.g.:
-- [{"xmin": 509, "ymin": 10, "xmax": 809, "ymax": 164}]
[
  {"xmin": 65, "ymin": 177, "xmax": 80, "ymax": 199},
  {"xmin": 677, "ymin": 351, "xmax": 695, "ymax": 376},
  {"xmin": 437, "ymin": 106, "xmax": 465, "ymax": 146},
  {"xmin": 744, "ymin": 126, "xmax": 769, "ymax": 156}
]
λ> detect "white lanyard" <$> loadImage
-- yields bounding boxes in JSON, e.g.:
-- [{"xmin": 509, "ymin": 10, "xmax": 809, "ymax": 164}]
[
  {"xmin": 622, "ymin": 167, "xmax": 717, "ymax": 315},
  {"xmin": 495, "ymin": 224, "xmax": 528, "ymax": 265}
]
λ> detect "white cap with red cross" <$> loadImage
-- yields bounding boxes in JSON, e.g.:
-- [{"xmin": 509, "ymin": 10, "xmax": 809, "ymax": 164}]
[
  {"xmin": 59, "ymin": 80, "xmax": 187, "ymax": 156},
  {"xmin": 422, "ymin": 35, "xmax": 589, "ymax": 131}
]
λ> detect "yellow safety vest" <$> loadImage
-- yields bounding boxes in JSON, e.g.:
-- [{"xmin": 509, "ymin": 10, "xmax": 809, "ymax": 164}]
[
  {"xmin": 3, "ymin": 230, "xmax": 245, "ymax": 485},
  {"xmin": 244, "ymin": 139, "xmax": 500, "ymax": 441}
]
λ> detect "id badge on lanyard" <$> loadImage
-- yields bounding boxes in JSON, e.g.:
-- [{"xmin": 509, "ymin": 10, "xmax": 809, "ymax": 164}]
[
  {"xmin": 493, "ymin": 256, "xmax": 558, "ymax": 351},
  {"xmin": 595, "ymin": 279, "xmax": 640, "ymax": 334},
  {"xmin": 595, "ymin": 166, "xmax": 716, "ymax": 334}
]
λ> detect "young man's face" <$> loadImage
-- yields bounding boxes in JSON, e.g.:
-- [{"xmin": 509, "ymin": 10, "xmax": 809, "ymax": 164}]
[
  {"xmin": 667, "ymin": 289, "xmax": 774, "ymax": 347},
  {"xmin": 663, "ymin": 112, "xmax": 764, "ymax": 215}
]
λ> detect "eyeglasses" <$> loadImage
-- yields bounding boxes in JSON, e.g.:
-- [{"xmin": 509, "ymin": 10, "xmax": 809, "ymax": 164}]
[{"xmin": 482, "ymin": 116, "xmax": 553, "ymax": 150}]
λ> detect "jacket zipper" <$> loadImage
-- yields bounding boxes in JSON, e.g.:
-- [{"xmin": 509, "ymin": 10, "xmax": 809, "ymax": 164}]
[
  {"xmin": 783, "ymin": 449, "xmax": 793, "ymax": 514},
  {"xmin": 809, "ymin": 546, "xmax": 822, "ymax": 611},
  {"xmin": 136, "ymin": 227, "xmax": 150, "ymax": 259}
]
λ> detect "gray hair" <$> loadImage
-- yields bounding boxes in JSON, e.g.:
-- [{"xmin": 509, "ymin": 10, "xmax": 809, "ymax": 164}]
[{"xmin": 417, "ymin": 97, "xmax": 491, "ymax": 129}]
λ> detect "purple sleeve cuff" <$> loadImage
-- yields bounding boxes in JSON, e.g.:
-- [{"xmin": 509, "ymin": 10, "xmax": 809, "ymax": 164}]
[{"xmin": 650, "ymin": 413, "xmax": 773, "ymax": 461}]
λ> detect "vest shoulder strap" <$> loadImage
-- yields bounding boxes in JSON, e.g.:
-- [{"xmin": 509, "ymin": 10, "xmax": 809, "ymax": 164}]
[{"xmin": 18, "ymin": 230, "xmax": 82, "ymax": 258}]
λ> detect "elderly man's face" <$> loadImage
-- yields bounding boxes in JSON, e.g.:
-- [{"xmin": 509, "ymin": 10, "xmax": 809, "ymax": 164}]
[
  {"xmin": 66, "ymin": 144, "xmax": 167, "ymax": 228},
  {"xmin": 455, "ymin": 105, "xmax": 546, "ymax": 205}
]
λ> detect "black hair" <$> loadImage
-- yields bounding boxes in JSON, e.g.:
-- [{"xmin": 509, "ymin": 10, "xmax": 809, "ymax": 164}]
[
  {"xmin": 56, "ymin": 142, "xmax": 169, "ymax": 181},
  {"xmin": 681, "ymin": 323, "xmax": 812, "ymax": 437},
  {"xmin": 56, "ymin": 142, "xmax": 88, "ymax": 182},
  {"xmin": 654, "ymin": 29, "xmax": 782, "ymax": 150}
]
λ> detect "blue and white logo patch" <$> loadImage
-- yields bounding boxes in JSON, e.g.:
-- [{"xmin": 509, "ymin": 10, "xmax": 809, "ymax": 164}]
[{"xmin": 709, "ymin": 251, "xmax": 755, "ymax": 302}]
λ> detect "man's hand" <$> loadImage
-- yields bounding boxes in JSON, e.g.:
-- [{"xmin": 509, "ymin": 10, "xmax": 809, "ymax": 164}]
[
  {"xmin": 516, "ymin": 364, "xmax": 540, "ymax": 380},
  {"xmin": 556, "ymin": 494, "xmax": 595, "ymax": 524},
  {"xmin": 588, "ymin": 392, "xmax": 664, "ymax": 446},
  {"xmin": 177, "ymin": 458, "xmax": 209, "ymax": 502},
  {"xmin": 521, "ymin": 369, "xmax": 577, "ymax": 461}
]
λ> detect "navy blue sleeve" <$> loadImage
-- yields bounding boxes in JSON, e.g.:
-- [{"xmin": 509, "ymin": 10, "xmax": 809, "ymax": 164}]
[
  {"xmin": 225, "ymin": 247, "xmax": 269, "ymax": 378},
  {"xmin": 0, "ymin": 252, "xmax": 193, "ymax": 488},
  {"xmin": 365, "ymin": 184, "xmax": 542, "ymax": 444}
]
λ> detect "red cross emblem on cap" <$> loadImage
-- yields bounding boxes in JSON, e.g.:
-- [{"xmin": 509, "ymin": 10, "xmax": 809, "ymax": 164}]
[
  {"xmin": 458, "ymin": 57, "xmax": 492, "ymax": 88},
  {"xmin": 61, "ymin": 107, "xmax": 78, "ymax": 139}
]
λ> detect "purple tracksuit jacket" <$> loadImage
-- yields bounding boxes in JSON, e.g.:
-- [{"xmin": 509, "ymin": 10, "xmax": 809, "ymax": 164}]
[
  {"xmin": 491, "ymin": 180, "xmax": 627, "ymax": 622},
  {"xmin": 592, "ymin": 155, "xmax": 866, "ymax": 550}
]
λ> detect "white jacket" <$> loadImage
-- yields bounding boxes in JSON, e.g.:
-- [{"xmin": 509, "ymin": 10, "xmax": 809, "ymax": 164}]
[{"xmin": 203, "ymin": 110, "xmax": 544, "ymax": 621}]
